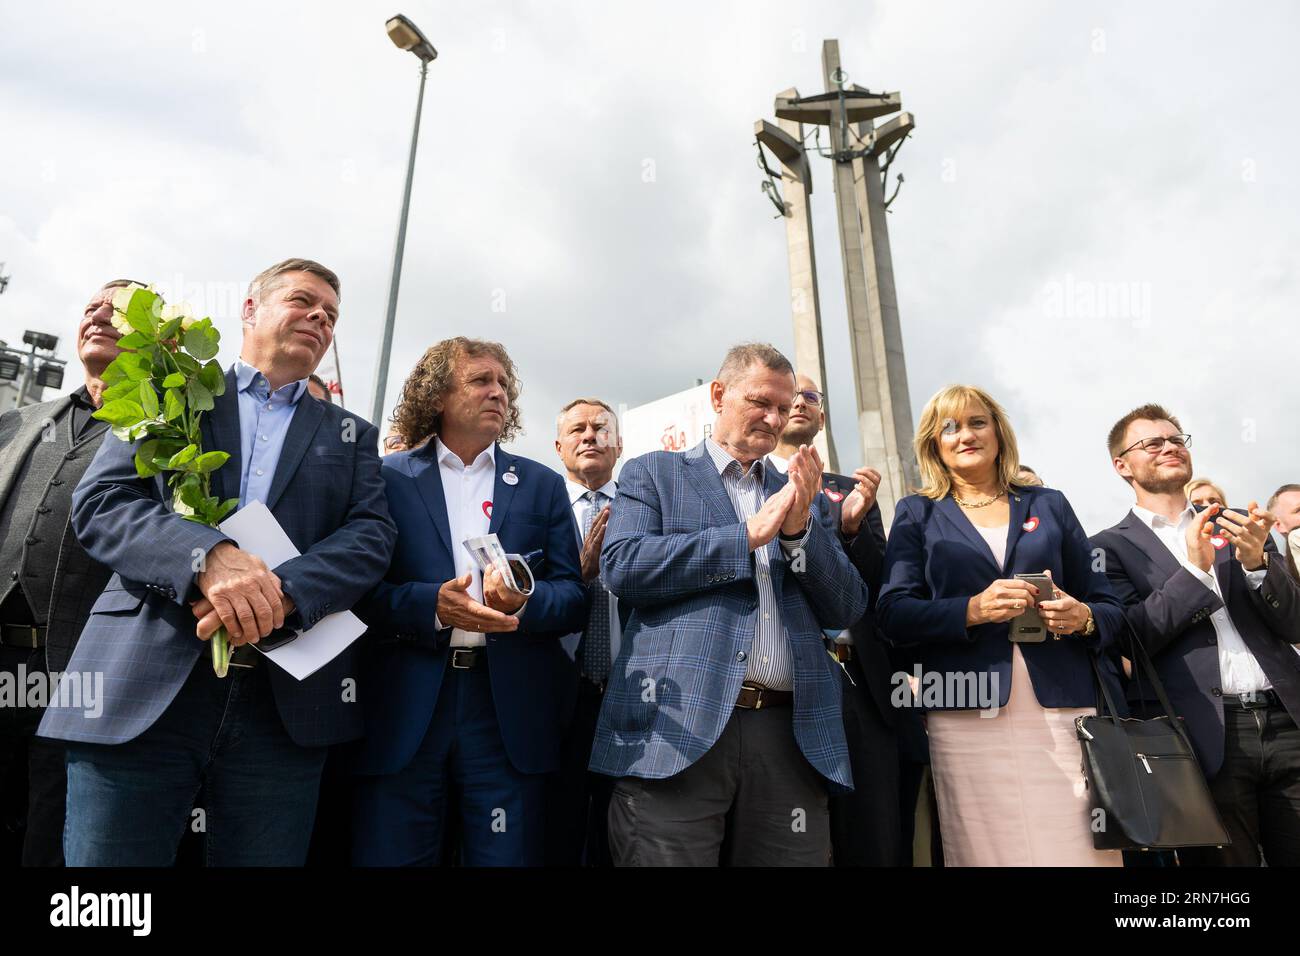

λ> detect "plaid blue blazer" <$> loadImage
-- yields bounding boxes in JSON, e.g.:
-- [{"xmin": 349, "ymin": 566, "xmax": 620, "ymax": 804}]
[
  {"xmin": 588, "ymin": 441, "xmax": 869, "ymax": 789},
  {"xmin": 38, "ymin": 368, "xmax": 396, "ymax": 748}
]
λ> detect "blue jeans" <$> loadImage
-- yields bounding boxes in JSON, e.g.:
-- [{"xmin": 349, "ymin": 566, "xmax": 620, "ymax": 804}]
[
  {"xmin": 352, "ymin": 662, "xmax": 545, "ymax": 866},
  {"xmin": 64, "ymin": 659, "xmax": 326, "ymax": 866}
]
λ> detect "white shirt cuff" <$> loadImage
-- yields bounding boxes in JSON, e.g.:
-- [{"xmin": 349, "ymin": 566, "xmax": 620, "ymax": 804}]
[
  {"xmin": 1180, "ymin": 559, "xmax": 1219, "ymax": 592},
  {"xmin": 1244, "ymin": 567, "xmax": 1266, "ymax": 589}
]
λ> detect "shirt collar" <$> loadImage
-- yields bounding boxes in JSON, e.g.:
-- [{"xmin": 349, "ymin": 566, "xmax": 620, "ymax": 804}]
[
  {"xmin": 567, "ymin": 477, "xmax": 617, "ymax": 506},
  {"xmin": 1132, "ymin": 500, "xmax": 1195, "ymax": 530},
  {"xmin": 69, "ymin": 386, "xmax": 96, "ymax": 410},
  {"xmin": 705, "ymin": 437, "xmax": 765, "ymax": 481},
  {"xmin": 235, "ymin": 359, "xmax": 308, "ymax": 405},
  {"xmin": 767, "ymin": 452, "xmax": 789, "ymax": 474},
  {"xmin": 435, "ymin": 436, "xmax": 495, "ymax": 472}
]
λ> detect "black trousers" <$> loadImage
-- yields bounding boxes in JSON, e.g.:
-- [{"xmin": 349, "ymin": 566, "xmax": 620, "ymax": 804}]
[
  {"xmin": 607, "ymin": 703, "xmax": 831, "ymax": 867},
  {"xmin": 0, "ymin": 645, "xmax": 65, "ymax": 867},
  {"xmin": 1179, "ymin": 700, "xmax": 1300, "ymax": 867},
  {"xmin": 829, "ymin": 655, "xmax": 901, "ymax": 866},
  {"xmin": 544, "ymin": 676, "xmax": 613, "ymax": 866}
]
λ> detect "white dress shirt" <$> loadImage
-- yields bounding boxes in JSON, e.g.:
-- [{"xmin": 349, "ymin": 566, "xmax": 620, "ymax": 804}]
[
  {"xmin": 434, "ymin": 437, "xmax": 496, "ymax": 648},
  {"xmin": 559, "ymin": 478, "xmax": 622, "ymax": 665},
  {"xmin": 1132, "ymin": 503, "xmax": 1270, "ymax": 694}
]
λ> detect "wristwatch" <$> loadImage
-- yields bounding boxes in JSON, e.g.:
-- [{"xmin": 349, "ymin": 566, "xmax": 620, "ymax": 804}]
[{"xmin": 1080, "ymin": 607, "xmax": 1096, "ymax": 637}]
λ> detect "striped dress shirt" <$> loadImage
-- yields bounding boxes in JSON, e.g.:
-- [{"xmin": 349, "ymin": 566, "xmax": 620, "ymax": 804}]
[{"xmin": 704, "ymin": 438, "xmax": 807, "ymax": 692}]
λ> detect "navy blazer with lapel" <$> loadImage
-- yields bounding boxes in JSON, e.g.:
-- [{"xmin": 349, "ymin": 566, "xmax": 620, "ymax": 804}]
[
  {"xmin": 876, "ymin": 485, "xmax": 1126, "ymax": 710},
  {"xmin": 820, "ymin": 471, "xmax": 895, "ymax": 726},
  {"xmin": 38, "ymin": 367, "xmax": 397, "ymax": 748},
  {"xmin": 352, "ymin": 442, "xmax": 587, "ymax": 777},
  {"xmin": 589, "ymin": 442, "xmax": 870, "ymax": 790},
  {"xmin": 1091, "ymin": 507, "xmax": 1300, "ymax": 776}
]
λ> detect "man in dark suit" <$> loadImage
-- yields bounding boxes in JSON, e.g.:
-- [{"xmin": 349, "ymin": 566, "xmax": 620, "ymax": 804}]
[
  {"xmin": 352, "ymin": 337, "xmax": 586, "ymax": 867},
  {"xmin": 0, "ymin": 279, "xmax": 131, "ymax": 866},
  {"xmin": 544, "ymin": 397, "xmax": 624, "ymax": 866},
  {"xmin": 1092, "ymin": 403, "xmax": 1300, "ymax": 866},
  {"xmin": 593, "ymin": 343, "xmax": 870, "ymax": 866},
  {"xmin": 38, "ymin": 258, "xmax": 397, "ymax": 866},
  {"xmin": 769, "ymin": 373, "xmax": 901, "ymax": 866}
]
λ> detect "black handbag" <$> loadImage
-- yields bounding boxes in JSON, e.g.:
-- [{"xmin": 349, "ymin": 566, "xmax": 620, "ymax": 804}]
[{"xmin": 1075, "ymin": 627, "xmax": 1231, "ymax": 850}]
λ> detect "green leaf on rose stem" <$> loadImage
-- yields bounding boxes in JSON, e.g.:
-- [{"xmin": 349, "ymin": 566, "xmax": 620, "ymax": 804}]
[
  {"xmin": 117, "ymin": 352, "xmax": 153, "ymax": 383},
  {"xmin": 193, "ymin": 451, "xmax": 229, "ymax": 474},
  {"xmin": 138, "ymin": 382, "xmax": 159, "ymax": 418},
  {"xmin": 134, "ymin": 439, "xmax": 162, "ymax": 478},
  {"xmin": 179, "ymin": 477, "xmax": 205, "ymax": 511},
  {"xmin": 164, "ymin": 387, "xmax": 185, "ymax": 421},
  {"xmin": 158, "ymin": 317, "xmax": 183, "ymax": 342},
  {"xmin": 216, "ymin": 498, "xmax": 240, "ymax": 522},
  {"xmin": 184, "ymin": 323, "xmax": 219, "ymax": 361},
  {"xmin": 167, "ymin": 444, "xmax": 199, "ymax": 469},
  {"xmin": 161, "ymin": 372, "xmax": 187, "ymax": 388},
  {"xmin": 124, "ymin": 288, "xmax": 161, "ymax": 336},
  {"xmin": 94, "ymin": 399, "xmax": 147, "ymax": 427},
  {"xmin": 116, "ymin": 331, "xmax": 151, "ymax": 350},
  {"xmin": 100, "ymin": 377, "xmax": 139, "ymax": 403},
  {"xmin": 199, "ymin": 361, "xmax": 225, "ymax": 395},
  {"xmin": 173, "ymin": 353, "xmax": 200, "ymax": 375},
  {"xmin": 187, "ymin": 379, "xmax": 214, "ymax": 412}
]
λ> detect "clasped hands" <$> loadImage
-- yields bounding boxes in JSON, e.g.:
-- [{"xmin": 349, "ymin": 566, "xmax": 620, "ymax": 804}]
[
  {"xmin": 191, "ymin": 541, "xmax": 292, "ymax": 647},
  {"xmin": 746, "ymin": 444, "xmax": 821, "ymax": 551},
  {"xmin": 965, "ymin": 570, "xmax": 1091, "ymax": 635}
]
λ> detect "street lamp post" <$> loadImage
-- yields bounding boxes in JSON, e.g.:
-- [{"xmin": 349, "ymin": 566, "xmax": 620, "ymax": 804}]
[{"xmin": 370, "ymin": 14, "xmax": 438, "ymax": 429}]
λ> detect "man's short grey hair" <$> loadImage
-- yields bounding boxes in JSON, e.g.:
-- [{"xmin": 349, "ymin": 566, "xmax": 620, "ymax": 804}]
[
  {"xmin": 716, "ymin": 342, "xmax": 794, "ymax": 385},
  {"xmin": 1268, "ymin": 483, "xmax": 1300, "ymax": 512},
  {"xmin": 556, "ymin": 397, "xmax": 619, "ymax": 436},
  {"xmin": 246, "ymin": 258, "xmax": 340, "ymax": 305}
]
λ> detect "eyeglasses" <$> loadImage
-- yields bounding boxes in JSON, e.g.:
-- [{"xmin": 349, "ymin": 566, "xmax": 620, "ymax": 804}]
[
  {"xmin": 1118, "ymin": 433, "xmax": 1192, "ymax": 457},
  {"xmin": 794, "ymin": 389, "xmax": 824, "ymax": 407}
]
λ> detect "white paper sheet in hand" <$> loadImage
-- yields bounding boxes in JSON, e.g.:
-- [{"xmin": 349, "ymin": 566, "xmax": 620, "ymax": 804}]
[{"xmin": 218, "ymin": 500, "xmax": 367, "ymax": 681}]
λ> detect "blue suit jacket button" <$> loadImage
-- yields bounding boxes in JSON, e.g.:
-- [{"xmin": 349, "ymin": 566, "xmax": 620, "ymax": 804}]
[{"xmin": 736, "ymin": 651, "xmax": 747, "ymax": 662}]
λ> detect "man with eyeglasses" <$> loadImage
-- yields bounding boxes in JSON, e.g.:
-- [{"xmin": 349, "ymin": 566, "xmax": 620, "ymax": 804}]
[
  {"xmin": 770, "ymin": 374, "xmax": 907, "ymax": 865},
  {"xmin": 1091, "ymin": 403, "xmax": 1300, "ymax": 865}
]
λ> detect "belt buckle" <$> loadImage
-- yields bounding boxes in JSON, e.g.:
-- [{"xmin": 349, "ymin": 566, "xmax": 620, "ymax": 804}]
[
  {"xmin": 739, "ymin": 682, "xmax": 763, "ymax": 711},
  {"xmin": 451, "ymin": 648, "xmax": 474, "ymax": 670},
  {"xmin": 27, "ymin": 626, "xmax": 41, "ymax": 649}
]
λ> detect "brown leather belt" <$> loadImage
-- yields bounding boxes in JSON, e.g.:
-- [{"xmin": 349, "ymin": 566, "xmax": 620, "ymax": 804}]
[
  {"xmin": 0, "ymin": 624, "xmax": 46, "ymax": 649},
  {"xmin": 735, "ymin": 683, "xmax": 793, "ymax": 710}
]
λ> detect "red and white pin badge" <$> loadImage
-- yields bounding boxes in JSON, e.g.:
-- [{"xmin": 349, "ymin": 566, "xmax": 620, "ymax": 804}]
[
  {"xmin": 1211, "ymin": 534, "xmax": 1228, "ymax": 550},
  {"xmin": 1022, "ymin": 517, "xmax": 1040, "ymax": 533},
  {"xmin": 824, "ymin": 489, "xmax": 844, "ymax": 502},
  {"xmin": 482, "ymin": 500, "xmax": 493, "ymax": 519}
]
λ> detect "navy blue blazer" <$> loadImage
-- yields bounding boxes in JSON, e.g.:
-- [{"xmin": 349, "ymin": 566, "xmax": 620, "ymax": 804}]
[
  {"xmin": 1091, "ymin": 508, "xmax": 1300, "ymax": 776},
  {"xmin": 352, "ymin": 442, "xmax": 586, "ymax": 777},
  {"xmin": 39, "ymin": 369, "xmax": 397, "ymax": 748},
  {"xmin": 589, "ymin": 443, "xmax": 869, "ymax": 789},
  {"xmin": 876, "ymin": 485, "xmax": 1125, "ymax": 710}
]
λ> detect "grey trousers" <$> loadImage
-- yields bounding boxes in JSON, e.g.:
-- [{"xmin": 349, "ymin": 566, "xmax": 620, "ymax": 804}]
[{"xmin": 607, "ymin": 703, "xmax": 831, "ymax": 866}]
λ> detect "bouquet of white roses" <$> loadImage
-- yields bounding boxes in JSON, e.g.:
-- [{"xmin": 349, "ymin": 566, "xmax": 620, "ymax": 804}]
[{"xmin": 94, "ymin": 285, "xmax": 240, "ymax": 676}]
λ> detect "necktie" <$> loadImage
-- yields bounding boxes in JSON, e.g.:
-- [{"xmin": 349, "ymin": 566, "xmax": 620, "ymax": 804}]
[{"xmin": 579, "ymin": 490, "xmax": 612, "ymax": 682}]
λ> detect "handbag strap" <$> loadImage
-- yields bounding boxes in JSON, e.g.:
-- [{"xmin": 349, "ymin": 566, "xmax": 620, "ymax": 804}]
[{"xmin": 1088, "ymin": 616, "xmax": 1198, "ymax": 754}]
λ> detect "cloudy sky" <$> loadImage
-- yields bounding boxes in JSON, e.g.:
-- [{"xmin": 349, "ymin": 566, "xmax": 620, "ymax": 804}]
[{"xmin": 2, "ymin": 1, "xmax": 1296, "ymax": 532}]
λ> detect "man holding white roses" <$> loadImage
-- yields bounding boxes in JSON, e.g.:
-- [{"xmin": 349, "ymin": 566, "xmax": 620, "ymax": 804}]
[{"xmin": 39, "ymin": 258, "xmax": 397, "ymax": 866}]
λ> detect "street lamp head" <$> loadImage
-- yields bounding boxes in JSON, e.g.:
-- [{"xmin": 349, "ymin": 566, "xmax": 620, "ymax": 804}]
[
  {"xmin": 22, "ymin": 330, "xmax": 59, "ymax": 352},
  {"xmin": 386, "ymin": 14, "xmax": 437, "ymax": 62}
]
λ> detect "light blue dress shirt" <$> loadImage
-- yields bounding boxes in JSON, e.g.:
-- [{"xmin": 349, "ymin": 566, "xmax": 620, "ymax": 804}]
[{"xmin": 234, "ymin": 359, "xmax": 309, "ymax": 508}]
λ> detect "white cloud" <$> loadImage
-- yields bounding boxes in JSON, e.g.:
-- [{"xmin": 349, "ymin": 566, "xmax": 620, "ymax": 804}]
[{"xmin": 1, "ymin": 0, "xmax": 1296, "ymax": 533}]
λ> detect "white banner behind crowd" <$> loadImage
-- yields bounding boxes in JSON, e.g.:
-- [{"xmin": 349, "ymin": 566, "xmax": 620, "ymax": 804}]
[{"xmin": 620, "ymin": 383, "xmax": 714, "ymax": 466}]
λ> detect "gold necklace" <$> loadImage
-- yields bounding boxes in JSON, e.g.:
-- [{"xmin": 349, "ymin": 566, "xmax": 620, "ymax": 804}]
[{"xmin": 954, "ymin": 489, "xmax": 1005, "ymax": 509}]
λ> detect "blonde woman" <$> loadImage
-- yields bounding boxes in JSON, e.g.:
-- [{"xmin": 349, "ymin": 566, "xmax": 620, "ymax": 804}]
[
  {"xmin": 1185, "ymin": 478, "xmax": 1228, "ymax": 510},
  {"xmin": 876, "ymin": 385, "xmax": 1126, "ymax": 866}
]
